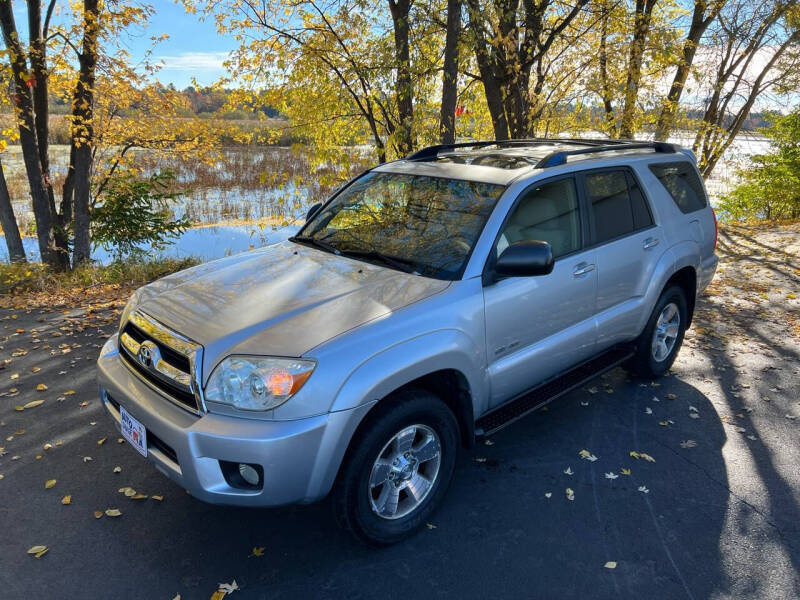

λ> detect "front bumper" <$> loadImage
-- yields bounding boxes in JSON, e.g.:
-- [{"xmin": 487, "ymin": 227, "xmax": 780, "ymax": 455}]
[{"xmin": 97, "ymin": 335, "xmax": 371, "ymax": 506}]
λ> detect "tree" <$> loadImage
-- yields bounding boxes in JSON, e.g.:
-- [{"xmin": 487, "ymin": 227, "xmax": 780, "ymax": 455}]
[
  {"xmin": 618, "ymin": 0, "xmax": 660, "ymax": 138},
  {"xmin": 653, "ymin": 0, "xmax": 727, "ymax": 140},
  {"xmin": 465, "ymin": 0, "xmax": 589, "ymax": 140},
  {"xmin": 440, "ymin": 0, "xmax": 462, "ymax": 144},
  {"xmin": 691, "ymin": 0, "xmax": 800, "ymax": 176}
]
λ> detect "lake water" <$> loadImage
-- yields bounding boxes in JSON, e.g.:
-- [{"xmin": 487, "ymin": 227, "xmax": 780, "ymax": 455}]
[
  {"xmin": 0, "ymin": 224, "xmax": 301, "ymax": 264},
  {"xmin": 0, "ymin": 135, "xmax": 772, "ymax": 265}
]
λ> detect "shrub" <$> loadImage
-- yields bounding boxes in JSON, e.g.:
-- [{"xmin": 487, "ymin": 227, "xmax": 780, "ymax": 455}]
[
  {"xmin": 91, "ymin": 170, "xmax": 190, "ymax": 261},
  {"xmin": 718, "ymin": 111, "xmax": 800, "ymax": 221}
]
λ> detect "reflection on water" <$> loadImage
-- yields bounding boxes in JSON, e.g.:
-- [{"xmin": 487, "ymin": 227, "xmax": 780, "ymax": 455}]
[{"xmin": 0, "ymin": 224, "xmax": 301, "ymax": 265}]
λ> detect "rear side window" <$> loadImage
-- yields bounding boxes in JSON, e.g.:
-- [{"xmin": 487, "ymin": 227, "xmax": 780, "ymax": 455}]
[
  {"xmin": 584, "ymin": 170, "xmax": 653, "ymax": 245},
  {"xmin": 649, "ymin": 162, "xmax": 707, "ymax": 213}
]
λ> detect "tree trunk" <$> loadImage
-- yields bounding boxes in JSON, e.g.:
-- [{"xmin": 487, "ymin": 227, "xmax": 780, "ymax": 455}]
[
  {"xmin": 467, "ymin": 0, "xmax": 509, "ymax": 139},
  {"xmin": 0, "ymin": 2, "xmax": 58, "ymax": 266},
  {"xmin": 654, "ymin": 0, "xmax": 719, "ymax": 141},
  {"xmin": 388, "ymin": 0, "xmax": 414, "ymax": 155},
  {"xmin": 72, "ymin": 0, "xmax": 100, "ymax": 265},
  {"xmin": 0, "ymin": 159, "xmax": 26, "ymax": 263},
  {"xmin": 26, "ymin": 0, "xmax": 69, "ymax": 268},
  {"xmin": 440, "ymin": 0, "xmax": 461, "ymax": 144},
  {"xmin": 619, "ymin": 0, "xmax": 658, "ymax": 139},
  {"xmin": 598, "ymin": 9, "xmax": 616, "ymax": 136}
]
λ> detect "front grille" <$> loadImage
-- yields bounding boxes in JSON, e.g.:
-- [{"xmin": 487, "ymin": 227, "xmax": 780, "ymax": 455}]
[{"xmin": 118, "ymin": 310, "xmax": 203, "ymax": 413}]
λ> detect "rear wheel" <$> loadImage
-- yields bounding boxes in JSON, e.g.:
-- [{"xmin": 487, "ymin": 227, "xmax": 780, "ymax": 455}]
[
  {"xmin": 628, "ymin": 285, "xmax": 688, "ymax": 378},
  {"xmin": 333, "ymin": 389, "xmax": 459, "ymax": 545}
]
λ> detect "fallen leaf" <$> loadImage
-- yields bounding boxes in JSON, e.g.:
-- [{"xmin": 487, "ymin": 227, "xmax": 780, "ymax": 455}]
[
  {"xmin": 629, "ymin": 451, "xmax": 640, "ymax": 459},
  {"xmin": 31, "ymin": 366, "xmax": 40, "ymax": 373},
  {"xmin": 94, "ymin": 511, "xmax": 103, "ymax": 519},
  {"xmin": 27, "ymin": 545, "xmax": 48, "ymax": 558},
  {"xmin": 45, "ymin": 479, "xmax": 56, "ymax": 489},
  {"xmin": 151, "ymin": 495, "xmax": 164, "ymax": 501},
  {"xmin": 105, "ymin": 508, "xmax": 121, "ymax": 517},
  {"xmin": 123, "ymin": 488, "xmax": 137, "ymax": 497},
  {"xmin": 83, "ymin": 456, "xmax": 92, "ymax": 463},
  {"xmin": 426, "ymin": 523, "xmax": 437, "ymax": 529},
  {"xmin": 217, "ymin": 580, "xmax": 239, "ymax": 595},
  {"xmin": 689, "ymin": 413, "xmax": 700, "ymax": 419},
  {"xmin": 689, "ymin": 406, "xmax": 699, "ymax": 413},
  {"xmin": 10, "ymin": 373, "xmax": 18, "ymax": 380},
  {"xmin": 544, "ymin": 492, "xmax": 552, "ymax": 498},
  {"xmin": 113, "ymin": 466, "xmax": 122, "ymax": 473},
  {"xmin": 564, "ymin": 467, "xmax": 574, "ymax": 475},
  {"xmin": 43, "ymin": 443, "xmax": 52, "ymax": 451},
  {"xmin": 747, "ymin": 435, "xmax": 757, "ymax": 440},
  {"xmin": 61, "ymin": 495, "xmax": 71, "ymax": 505},
  {"xmin": 64, "ymin": 390, "xmax": 76, "ymax": 395},
  {"xmin": 604, "ymin": 561, "xmax": 617, "ymax": 569},
  {"xmin": 620, "ymin": 468, "xmax": 631, "ymax": 476},
  {"xmin": 36, "ymin": 383, "xmax": 48, "ymax": 391},
  {"xmin": 23, "ymin": 400, "xmax": 44, "ymax": 409},
  {"xmin": 97, "ymin": 437, "xmax": 107, "ymax": 446},
  {"xmin": 474, "ymin": 457, "xmax": 487, "ymax": 463},
  {"xmin": 680, "ymin": 440, "xmax": 697, "ymax": 449},
  {"xmin": 665, "ymin": 393, "xmax": 676, "ymax": 400},
  {"xmin": 484, "ymin": 439, "xmax": 495, "ymax": 446},
  {"xmin": 580, "ymin": 401, "xmax": 589, "ymax": 406},
  {"xmin": 579, "ymin": 449, "xmax": 598, "ymax": 461},
  {"xmin": 605, "ymin": 472, "xmax": 619, "ymax": 480},
  {"xmin": 250, "ymin": 546, "xmax": 265, "ymax": 557},
  {"xmin": 130, "ymin": 493, "xmax": 148, "ymax": 500},
  {"xmin": 565, "ymin": 488, "xmax": 575, "ymax": 501},
  {"xmin": 645, "ymin": 407, "xmax": 653, "ymax": 414},
  {"xmin": 638, "ymin": 485, "xmax": 649, "ymax": 494},
  {"xmin": 640, "ymin": 453, "xmax": 656, "ymax": 463}
]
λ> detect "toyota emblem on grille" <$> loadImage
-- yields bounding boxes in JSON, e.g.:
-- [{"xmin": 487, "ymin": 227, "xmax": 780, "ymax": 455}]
[{"xmin": 137, "ymin": 340, "xmax": 160, "ymax": 369}]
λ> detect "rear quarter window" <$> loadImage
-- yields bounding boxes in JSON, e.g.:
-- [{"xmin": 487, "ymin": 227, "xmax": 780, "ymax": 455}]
[{"xmin": 649, "ymin": 162, "xmax": 708, "ymax": 214}]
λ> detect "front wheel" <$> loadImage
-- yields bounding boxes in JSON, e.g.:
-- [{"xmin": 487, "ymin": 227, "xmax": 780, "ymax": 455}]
[
  {"xmin": 628, "ymin": 285, "xmax": 688, "ymax": 378},
  {"xmin": 333, "ymin": 389, "xmax": 459, "ymax": 545}
]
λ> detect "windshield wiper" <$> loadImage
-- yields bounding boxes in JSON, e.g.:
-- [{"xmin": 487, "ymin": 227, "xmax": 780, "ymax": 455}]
[
  {"xmin": 289, "ymin": 235, "xmax": 341, "ymax": 255},
  {"xmin": 340, "ymin": 249, "xmax": 419, "ymax": 274}
]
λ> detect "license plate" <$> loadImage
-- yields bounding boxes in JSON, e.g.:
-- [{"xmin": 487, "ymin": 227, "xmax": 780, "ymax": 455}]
[{"xmin": 120, "ymin": 406, "xmax": 147, "ymax": 457}]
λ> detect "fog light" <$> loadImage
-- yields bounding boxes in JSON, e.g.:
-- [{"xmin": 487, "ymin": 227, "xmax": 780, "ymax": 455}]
[{"xmin": 238, "ymin": 463, "xmax": 260, "ymax": 486}]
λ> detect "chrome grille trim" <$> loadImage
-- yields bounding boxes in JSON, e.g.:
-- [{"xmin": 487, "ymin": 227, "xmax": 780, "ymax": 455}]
[{"xmin": 119, "ymin": 310, "xmax": 207, "ymax": 415}]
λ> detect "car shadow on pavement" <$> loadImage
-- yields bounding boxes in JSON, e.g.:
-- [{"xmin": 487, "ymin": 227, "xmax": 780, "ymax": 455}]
[{"xmin": 101, "ymin": 370, "xmax": 735, "ymax": 600}]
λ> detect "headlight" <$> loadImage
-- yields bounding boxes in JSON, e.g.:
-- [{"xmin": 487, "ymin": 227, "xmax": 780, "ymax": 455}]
[
  {"xmin": 119, "ymin": 291, "xmax": 140, "ymax": 329},
  {"xmin": 204, "ymin": 356, "xmax": 316, "ymax": 411}
]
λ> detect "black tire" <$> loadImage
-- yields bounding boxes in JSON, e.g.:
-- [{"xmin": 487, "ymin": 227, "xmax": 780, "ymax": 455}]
[
  {"xmin": 333, "ymin": 388, "xmax": 459, "ymax": 545},
  {"xmin": 628, "ymin": 285, "xmax": 688, "ymax": 378}
]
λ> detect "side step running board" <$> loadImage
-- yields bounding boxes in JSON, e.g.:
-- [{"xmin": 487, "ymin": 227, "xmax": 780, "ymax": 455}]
[{"xmin": 475, "ymin": 345, "xmax": 635, "ymax": 437}]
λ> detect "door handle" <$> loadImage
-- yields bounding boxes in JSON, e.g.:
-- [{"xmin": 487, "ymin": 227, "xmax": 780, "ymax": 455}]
[
  {"xmin": 643, "ymin": 237, "xmax": 660, "ymax": 249},
  {"xmin": 573, "ymin": 262, "xmax": 595, "ymax": 277}
]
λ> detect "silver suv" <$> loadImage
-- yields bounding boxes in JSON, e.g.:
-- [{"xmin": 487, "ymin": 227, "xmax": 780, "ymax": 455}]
[{"xmin": 97, "ymin": 139, "xmax": 718, "ymax": 544}]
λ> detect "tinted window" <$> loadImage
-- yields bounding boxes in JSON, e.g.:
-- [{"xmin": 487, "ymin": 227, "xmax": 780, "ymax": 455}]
[
  {"xmin": 497, "ymin": 178, "xmax": 581, "ymax": 259},
  {"xmin": 585, "ymin": 170, "xmax": 653, "ymax": 244},
  {"xmin": 649, "ymin": 162, "xmax": 707, "ymax": 213},
  {"xmin": 301, "ymin": 172, "xmax": 505, "ymax": 280}
]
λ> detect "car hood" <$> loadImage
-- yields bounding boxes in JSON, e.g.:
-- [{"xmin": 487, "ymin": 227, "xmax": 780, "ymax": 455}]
[{"xmin": 134, "ymin": 241, "xmax": 449, "ymax": 375}]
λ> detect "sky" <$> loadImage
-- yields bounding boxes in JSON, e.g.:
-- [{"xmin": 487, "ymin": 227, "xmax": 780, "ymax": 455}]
[{"xmin": 127, "ymin": 3, "xmax": 236, "ymax": 88}]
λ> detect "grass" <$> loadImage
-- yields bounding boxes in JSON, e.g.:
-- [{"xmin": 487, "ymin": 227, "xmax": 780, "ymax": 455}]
[{"xmin": 0, "ymin": 256, "xmax": 199, "ymax": 309}]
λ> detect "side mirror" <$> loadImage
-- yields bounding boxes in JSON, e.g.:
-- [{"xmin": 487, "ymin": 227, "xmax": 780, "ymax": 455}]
[
  {"xmin": 495, "ymin": 240, "xmax": 554, "ymax": 277},
  {"xmin": 306, "ymin": 202, "xmax": 323, "ymax": 223}
]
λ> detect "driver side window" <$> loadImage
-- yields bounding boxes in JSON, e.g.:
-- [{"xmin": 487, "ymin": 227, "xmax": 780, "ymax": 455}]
[{"xmin": 497, "ymin": 177, "xmax": 581, "ymax": 259}]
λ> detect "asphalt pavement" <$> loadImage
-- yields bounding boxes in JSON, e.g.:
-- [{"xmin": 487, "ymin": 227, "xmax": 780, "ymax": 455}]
[{"xmin": 1, "ymin": 224, "xmax": 798, "ymax": 599}]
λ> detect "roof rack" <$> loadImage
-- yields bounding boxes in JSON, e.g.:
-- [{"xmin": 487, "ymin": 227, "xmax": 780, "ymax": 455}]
[
  {"xmin": 534, "ymin": 141, "xmax": 676, "ymax": 168},
  {"xmin": 406, "ymin": 138, "xmax": 677, "ymax": 166}
]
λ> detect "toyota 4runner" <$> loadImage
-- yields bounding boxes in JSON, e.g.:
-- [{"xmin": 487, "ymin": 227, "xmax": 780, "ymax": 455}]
[{"xmin": 98, "ymin": 138, "xmax": 718, "ymax": 544}]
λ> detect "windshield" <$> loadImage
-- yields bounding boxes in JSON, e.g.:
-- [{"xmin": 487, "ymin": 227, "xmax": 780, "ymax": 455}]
[{"xmin": 296, "ymin": 172, "xmax": 505, "ymax": 279}]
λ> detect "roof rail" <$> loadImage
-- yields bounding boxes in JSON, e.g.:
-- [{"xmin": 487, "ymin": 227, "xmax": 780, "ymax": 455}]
[
  {"xmin": 534, "ymin": 141, "xmax": 677, "ymax": 168},
  {"xmin": 406, "ymin": 138, "xmax": 600, "ymax": 161}
]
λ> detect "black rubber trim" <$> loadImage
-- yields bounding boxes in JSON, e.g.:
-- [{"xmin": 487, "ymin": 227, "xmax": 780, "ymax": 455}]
[{"xmin": 476, "ymin": 345, "xmax": 635, "ymax": 436}]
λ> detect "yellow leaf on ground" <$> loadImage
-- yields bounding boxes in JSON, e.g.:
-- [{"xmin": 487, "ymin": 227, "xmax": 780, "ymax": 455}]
[
  {"xmin": 640, "ymin": 453, "xmax": 656, "ymax": 462},
  {"xmin": 130, "ymin": 494, "xmax": 148, "ymax": 500},
  {"xmin": 36, "ymin": 383, "xmax": 48, "ymax": 391},
  {"xmin": 566, "ymin": 487, "xmax": 575, "ymax": 501},
  {"xmin": 64, "ymin": 390, "xmax": 76, "ymax": 395},
  {"xmin": 97, "ymin": 437, "xmax": 107, "ymax": 445},
  {"xmin": 94, "ymin": 511, "xmax": 103, "ymax": 519},
  {"xmin": 151, "ymin": 495, "xmax": 164, "ymax": 501},
  {"xmin": 61, "ymin": 495, "xmax": 71, "ymax": 505},
  {"xmin": 604, "ymin": 561, "xmax": 617, "ymax": 569},
  {"xmin": 23, "ymin": 400, "xmax": 44, "ymax": 409},
  {"xmin": 27, "ymin": 545, "xmax": 48, "ymax": 558},
  {"xmin": 629, "ymin": 451, "xmax": 640, "ymax": 459},
  {"xmin": 45, "ymin": 479, "xmax": 56, "ymax": 489},
  {"xmin": 105, "ymin": 508, "xmax": 121, "ymax": 517},
  {"xmin": 251, "ymin": 546, "xmax": 265, "ymax": 557},
  {"xmin": 210, "ymin": 592, "xmax": 226, "ymax": 600},
  {"xmin": 113, "ymin": 466, "xmax": 122, "ymax": 473},
  {"xmin": 621, "ymin": 468, "xmax": 631, "ymax": 475}
]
